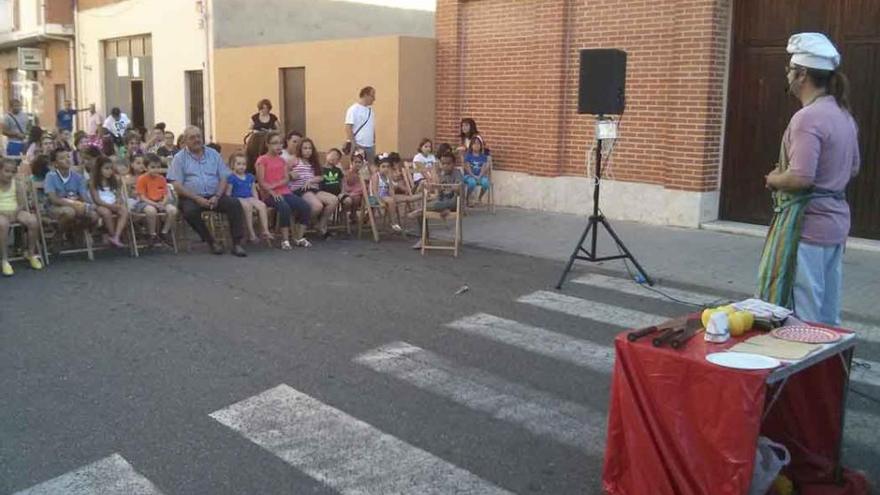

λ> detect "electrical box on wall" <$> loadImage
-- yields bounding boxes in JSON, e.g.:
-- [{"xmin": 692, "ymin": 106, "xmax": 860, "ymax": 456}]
[{"xmin": 595, "ymin": 119, "xmax": 618, "ymax": 140}]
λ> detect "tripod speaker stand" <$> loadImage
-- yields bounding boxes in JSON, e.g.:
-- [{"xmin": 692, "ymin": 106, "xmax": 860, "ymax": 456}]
[{"xmin": 556, "ymin": 128, "xmax": 654, "ymax": 289}]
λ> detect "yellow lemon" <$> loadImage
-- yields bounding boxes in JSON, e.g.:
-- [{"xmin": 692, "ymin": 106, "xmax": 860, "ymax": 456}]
[
  {"xmin": 701, "ymin": 308, "xmax": 716, "ymax": 327},
  {"xmin": 720, "ymin": 305, "xmax": 737, "ymax": 315},
  {"xmin": 728, "ymin": 311, "xmax": 754, "ymax": 337}
]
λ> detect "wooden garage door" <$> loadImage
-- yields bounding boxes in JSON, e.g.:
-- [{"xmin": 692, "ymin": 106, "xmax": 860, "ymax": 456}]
[{"xmin": 721, "ymin": 0, "xmax": 880, "ymax": 239}]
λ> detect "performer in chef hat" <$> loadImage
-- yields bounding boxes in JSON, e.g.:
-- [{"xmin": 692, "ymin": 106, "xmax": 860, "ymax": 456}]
[
  {"xmin": 784, "ymin": 32, "xmax": 850, "ymax": 111},
  {"xmin": 757, "ymin": 32, "xmax": 860, "ymax": 325}
]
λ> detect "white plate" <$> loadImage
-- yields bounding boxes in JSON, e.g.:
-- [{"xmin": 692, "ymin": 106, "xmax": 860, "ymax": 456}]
[{"xmin": 706, "ymin": 352, "xmax": 781, "ymax": 370}]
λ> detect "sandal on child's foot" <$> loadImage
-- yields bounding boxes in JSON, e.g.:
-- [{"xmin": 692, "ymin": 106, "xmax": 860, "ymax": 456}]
[
  {"xmin": 109, "ymin": 236, "xmax": 126, "ymax": 248},
  {"xmin": 391, "ymin": 224, "xmax": 403, "ymax": 233},
  {"xmin": 294, "ymin": 238, "xmax": 312, "ymax": 248},
  {"xmin": 280, "ymin": 240, "xmax": 293, "ymax": 251}
]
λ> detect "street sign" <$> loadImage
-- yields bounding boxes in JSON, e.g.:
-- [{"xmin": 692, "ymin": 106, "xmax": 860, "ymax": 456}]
[{"xmin": 18, "ymin": 47, "xmax": 44, "ymax": 70}]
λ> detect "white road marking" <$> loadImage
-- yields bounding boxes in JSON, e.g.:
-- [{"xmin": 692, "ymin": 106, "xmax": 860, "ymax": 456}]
[
  {"xmin": 572, "ymin": 273, "xmax": 724, "ymax": 306},
  {"xmin": 354, "ymin": 341, "xmax": 606, "ymax": 453},
  {"xmin": 517, "ymin": 290, "xmax": 663, "ymax": 330},
  {"xmin": 572, "ymin": 273, "xmax": 880, "ymax": 344},
  {"xmin": 210, "ymin": 384, "xmax": 512, "ymax": 495},
  {"xmin": 446, "ymin": 313, "xmax": 614, "ymax": 374},
  {"xmin": 12, "ymin": 454, "xmax": 162, "ymax": 495}
]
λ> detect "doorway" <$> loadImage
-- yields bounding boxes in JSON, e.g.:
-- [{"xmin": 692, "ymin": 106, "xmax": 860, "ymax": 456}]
[
  {"xmin": 130, "ymin": 80, "xmax": 145, "ymax": 129},
  {"xmin": 721, "ymin": 0, "xmax": 880, "ymax": 239},
  {"xmin": 280, "ymin": 67, "xmax": 306, "ymax": 136}
]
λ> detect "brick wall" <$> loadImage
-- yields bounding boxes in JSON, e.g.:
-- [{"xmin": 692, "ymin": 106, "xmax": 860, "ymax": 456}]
[{"xmin": 435, "ymin": 0, "xmax": 730, "ymax": 193}]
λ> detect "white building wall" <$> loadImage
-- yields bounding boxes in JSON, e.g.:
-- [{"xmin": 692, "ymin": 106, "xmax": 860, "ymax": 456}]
[{"xmin": 76, "ymin": 0, "xmax": 207, "ymax": 135}]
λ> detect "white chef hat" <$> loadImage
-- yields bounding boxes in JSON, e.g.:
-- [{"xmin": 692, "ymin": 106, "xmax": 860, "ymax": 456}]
[{"xmin": 787, "ymin": 32, "xmax": 840, "ymax": 71}]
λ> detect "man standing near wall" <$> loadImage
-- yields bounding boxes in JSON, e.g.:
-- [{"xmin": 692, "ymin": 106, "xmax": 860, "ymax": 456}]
[
  {"xmin": 86, "ymin": 104, "xmax": 103, "ymax": 137},
  {"xmin": 344, "ymin": 86, "xmax": 376, "ymax": 163},
  {"xmin": 3, "ymin": 99, "xmax": 31, "ymax": 159},
  {"xmin": 56, "ymin": 101, "xmax": 87, "ymax": 133}
]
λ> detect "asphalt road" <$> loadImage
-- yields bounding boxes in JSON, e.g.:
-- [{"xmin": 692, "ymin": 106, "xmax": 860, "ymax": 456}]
[{"xmin": 1, "ymin": 239, "xmax": 878, "ymax": 494}]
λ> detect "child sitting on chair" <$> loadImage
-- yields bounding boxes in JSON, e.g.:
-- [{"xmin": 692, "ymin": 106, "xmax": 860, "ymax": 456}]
[
  {"xmin": 134, "ymin": 153, "xmax": 178, "ymax": 246},
  {"xmin": 413, "ymin": 138, "xmax": 437, "ymax": 186},
  {"xmin": 410, "ymin": 150, "xmax": 463, "ymax": 249},
  {"xmin": 368, "ymin": 153, "xmax": 403, "ymax": 233},
  {"xmin": 89, "ymin": 156, "xmax": 129, "ymax": 248},
  {"xmin": 44, "ymin": 149, "xmax": 98, "ymax": 232},
  {"xmin": 0, "ymin": 158, "xmax": 43, "ymax": 276},
  {"xmin": 341, "ymin": 150, "xmax": 366, "ymax": 224},
  {"xmin": 226, "ymin": 151, "xmax": 272, "ymax": 244},
  {"xmin": 463, "ymin": 136, "xmax": 491, "ymax": 207}
]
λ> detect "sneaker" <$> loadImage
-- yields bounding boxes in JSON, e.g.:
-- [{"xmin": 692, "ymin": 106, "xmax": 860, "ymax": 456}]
[
  {"xmin": 411, "ymin": 240, "xmax": 422, "ymax": 250},
  {"xmin": 26, "ymin": 255, "xmax": 43, "ymax": 271},
  {"xmin": 391, "ymin": 224, "xmax": 403, "ymax": 233},
  {"xmin": 280, "ymin": 240, "xmax": 293, "ymax": 251},
  {"xmin": 108, "ymin": 236, "xmax": 126, "ymax": 248},
  {"xmin": 231, "ymin": 244, "xmax": 248, "ymax": 257},
  {"xmin": 1, "ymin": 260, "xmax": 13, "ymax": 277},
  {"xmin": 209, "ymin": 243, "xmax": 225, "ymax": 255}
]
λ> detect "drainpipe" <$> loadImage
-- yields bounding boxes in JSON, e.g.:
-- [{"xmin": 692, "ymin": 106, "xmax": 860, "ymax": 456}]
[{"xmin": 199, "ymin": 0, "xmax": 214, "ymax": 142}]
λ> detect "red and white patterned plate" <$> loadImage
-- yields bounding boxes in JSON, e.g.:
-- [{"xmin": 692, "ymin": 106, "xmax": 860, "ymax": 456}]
[{"xmin": 771, "ymin": 326, "xmax": 841, "ymax": 344}]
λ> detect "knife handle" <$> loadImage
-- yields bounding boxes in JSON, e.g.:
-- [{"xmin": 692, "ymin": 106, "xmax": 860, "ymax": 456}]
[{"xmin": 627, "ymin": 325, "xmax": 659, "ymax": 342}]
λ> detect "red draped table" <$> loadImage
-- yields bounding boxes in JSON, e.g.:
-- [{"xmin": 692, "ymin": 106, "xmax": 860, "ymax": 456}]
[{"xmin": 602, "ymin": 317, "xmax": 869, "ymax": 495}]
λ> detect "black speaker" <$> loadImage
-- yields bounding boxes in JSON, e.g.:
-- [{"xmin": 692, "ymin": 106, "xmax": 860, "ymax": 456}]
[{"xmin": 577, "ymin": 49, "xmax": 627, "ymax": 115}]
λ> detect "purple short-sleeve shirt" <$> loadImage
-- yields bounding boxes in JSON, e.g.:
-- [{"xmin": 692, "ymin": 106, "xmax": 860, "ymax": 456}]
[{"xmin": 785, "ymin": 95, "xmax": 860, "ymax": 245}]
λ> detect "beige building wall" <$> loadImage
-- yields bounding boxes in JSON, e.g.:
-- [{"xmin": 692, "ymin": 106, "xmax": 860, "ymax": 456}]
[
  {"xmin": 213, "ymin": 35, "xmax": 434, "ymax": 158},
  {"xmin": 76, "ymin": 0, "xmax": 207, "ymax": 135}
]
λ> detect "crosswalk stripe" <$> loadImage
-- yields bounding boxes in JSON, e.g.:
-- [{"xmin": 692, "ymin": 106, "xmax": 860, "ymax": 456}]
[
  {"xmin": 572, "ymin": 273, "xmax": 880, "ymax": 344},
  {"xmin": 12, "ymin": 454, "xmax": 163, "ymax": 495},
  {"xmin": 572, "ymin": 273, "xmax": 725, "ymax": 306},
  {"xmin": 354, "ymin": 341, "xmax": 606, "ymax": 453},
  {"xmin": 210, "ymin": 384, "xmax": 512, "ymax": 495},
  {"xmin": 446, "ymin": 313, "xmax": 614, "ymax": 374},
  {"xmin": 517, "ymin": 290, "xmax": 663, "ymax": 330}
]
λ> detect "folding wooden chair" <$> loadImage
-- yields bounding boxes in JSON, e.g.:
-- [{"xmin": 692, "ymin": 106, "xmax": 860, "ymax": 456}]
[
  {"xmin": 357, "ymin": 173, "xmax": 381, "ymax": 242},
  {"xmin": 5, "ymin": 178, "xmax": 48, "ymax": 268},
  {"xmin": 32, "ymin": 181, "xmax": 94, "ymax": 263},
  {"xmin": 420, "ymin": 183, "xmax": 463, "ymax": 257},
  {"xmin": 126, "ymin": 187, "xmax": 179, "ymax": 257}
]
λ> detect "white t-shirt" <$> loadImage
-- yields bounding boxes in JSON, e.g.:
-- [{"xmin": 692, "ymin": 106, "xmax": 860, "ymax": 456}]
[
  {"xmin": 344, "ymin": 103, "xmax": 375, "ymax": 148},
  {"xmin": 103, "ymin": 114, "xmax": 130, "ymax": 138},
  {"xmin": 413, "ymin": 153, "xmax": 437, "ymax": 168},
  {"xmin": 87, "ymin": 112, "xmax": 104, "ymax": 136}
]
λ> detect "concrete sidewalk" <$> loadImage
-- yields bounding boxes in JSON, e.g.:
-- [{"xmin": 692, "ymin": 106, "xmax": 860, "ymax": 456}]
[{"xmin": 433, "ymin": 207, "xmax": 880, "ymax": 322}]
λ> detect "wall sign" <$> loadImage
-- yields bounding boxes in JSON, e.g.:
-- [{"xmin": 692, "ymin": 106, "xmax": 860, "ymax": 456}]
[{"xmin": 18, "ymin": 48, "xmax": 44, "ymax": 70}]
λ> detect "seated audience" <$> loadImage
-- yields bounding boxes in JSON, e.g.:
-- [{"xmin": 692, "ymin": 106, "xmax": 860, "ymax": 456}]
[
  {"xmin": 255, "ymin": 131, "xmax": 311, "ymax": 250},
  {"xmin": 292, "ymin": 138, "xmax": 338, "ymax": 238},
  {"xmin": 0, "ymin": 158, "xmax": 43, "ymax": 276},
  {"xmin": 167, "ymin": 126, "xmax": 247, "ymax": 257},
  {"xmin": 43, "ymin": 149, "xmax": 98, "ymax": 230},
  {"xmin": 368, "ymin": 153, "xmax": 403, "ymax": 233},
  {"xmin": 134, "ymin": 153, "xmax": 179, "ymax": 246},
  {"xmin": 251, "ymin": 99, "xmax": 280, "ymax": 131},
  {"xmin": 463, "ymin": 136, "xmax": 491, "ymax": 206},
  {"xmin": 225, "ymin": 151, "xmax": 272, "ymax": 244},
  {"xmin": 89, "ymin": 156, "xmax": 129, "ymax": 248}
]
